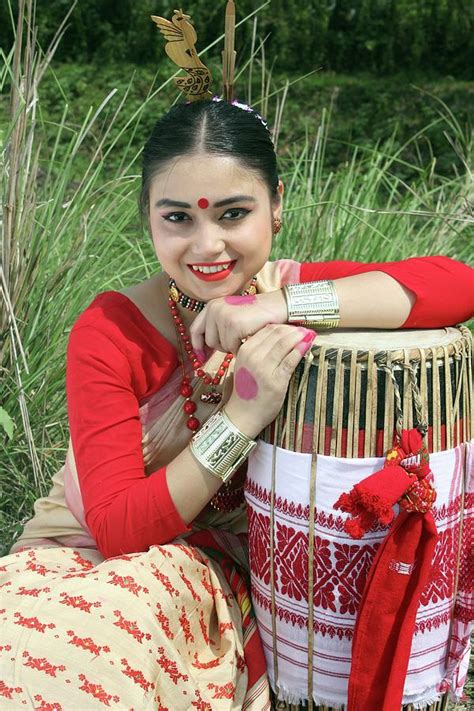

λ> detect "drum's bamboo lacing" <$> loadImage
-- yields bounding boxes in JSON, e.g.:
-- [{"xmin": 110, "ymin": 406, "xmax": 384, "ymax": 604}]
[
  {"xmin": 432, "ymin": 343, "xmax": 442, "ymax": 451},
  {"xmin": 443, "ymin": 347, "xmax": 453, "ymax": 450},
  {"xmin": 280, "ymin": 348, "xmax": 315, "ymax": 449},
  {"xmin": 444, "ymin": 442, "xmax": 467, "ymax": 672},
  {"xmin": 347, "ymin": 350, "xmax": 358, "ymax": 457},
  {"xmin": 379, "ymin": 363, "xmax": 405, "ymax": 439},
  {"xmin": 306, "ymin": 454, "xmax": 318, "ymax": 710},
  {"xmin": 270, "ymin": 417, "xmax": 281, "ymax": 698},
  {"xmin": 273, "ymin": 326, "xmax": 472, "ymax": 457},
  {"xmin": 364, "ymin": 350, "xmax": 377, "ymax": 456}
]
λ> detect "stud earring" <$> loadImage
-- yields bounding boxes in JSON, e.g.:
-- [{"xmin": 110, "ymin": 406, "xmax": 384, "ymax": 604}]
[{"xmin": 273, "ymin": 218, "xmax": 282, "ymax": 235}]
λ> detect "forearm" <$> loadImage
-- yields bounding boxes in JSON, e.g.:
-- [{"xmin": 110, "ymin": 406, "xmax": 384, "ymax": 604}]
[
  {"xmin": 266, "ymin": 271, "xmax": 415, "ymax": 329},
  {"xmin": 166, "ymin": 405, "xmax": 261, "ymax": 522},
  {"xmin": 88, "ymin": 445, "xmax": 225, "ymax": 557},
  {"xmin": 334, "ymin": 271, "xmax": 415, "ymax": 328},
  {"xmin": 165, "ymin": 444, "xmax": 224, "ymax": 523},
  {"xmin": 298, "ymin": 256, "xmax": 474, "ymax": 327}
]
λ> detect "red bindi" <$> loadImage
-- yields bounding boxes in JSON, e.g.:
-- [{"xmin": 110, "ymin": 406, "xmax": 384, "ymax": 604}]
[{"xmin": 197, "ymin": 198, "xmax": 209, "ymax": 209}]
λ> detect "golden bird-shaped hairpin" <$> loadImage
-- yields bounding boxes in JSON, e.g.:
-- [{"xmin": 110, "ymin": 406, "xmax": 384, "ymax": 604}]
[{"xmin": 151, "ymin": 9, "xmax": 213, "ymax": 101}]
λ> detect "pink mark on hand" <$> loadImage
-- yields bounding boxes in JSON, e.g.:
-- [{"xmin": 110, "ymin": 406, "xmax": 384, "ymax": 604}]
[
  {"xmin": 224, "ymin": 294, "xmax": 257, "ymax": 306},
  {"xmin": 235, "ymin": 367, "xmax": 259, "ymax": 401}
]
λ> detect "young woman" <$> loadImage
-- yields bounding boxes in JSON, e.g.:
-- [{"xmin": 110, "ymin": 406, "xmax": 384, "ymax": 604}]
[{"xmin": 1, "ymin": 99, "xmax": 472, "ymax": 709}]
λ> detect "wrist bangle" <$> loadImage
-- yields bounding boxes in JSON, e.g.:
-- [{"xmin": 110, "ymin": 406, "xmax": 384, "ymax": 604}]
[
  {"xmin": 283, "ymin": 280, "xmax": 340, "ymax": 329},
  {"xmin": 189, "ymin": 409, "xmax": 258, "ymax": 484}
]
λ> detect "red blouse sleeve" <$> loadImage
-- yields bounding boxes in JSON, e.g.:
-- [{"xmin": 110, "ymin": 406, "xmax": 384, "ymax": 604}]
[
  {"xmin": 66, "ymin": 322, "xmax": 190, "ymax": 559},
  {"xmin": 299, "ymin": 256, "xmax": 474, "ymax": 327}
]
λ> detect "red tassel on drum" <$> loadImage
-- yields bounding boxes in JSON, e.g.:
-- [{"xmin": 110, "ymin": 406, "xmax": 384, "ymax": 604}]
[
  {"xmin": 335, "ymin": 428, "xmax": 437, "ymax": 537},
  {"xmin": 334, "ymin": 429, "xmax": 439, "ymax": 711},
  {"xmin": 335, "ymin": 465, "xmax": 411, "ymax": 537}
]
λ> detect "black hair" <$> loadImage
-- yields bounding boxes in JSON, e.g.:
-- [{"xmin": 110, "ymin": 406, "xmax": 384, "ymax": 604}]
[{"xmin": 140, "ymin": 100, "xmax": 279, "ymax": 218}]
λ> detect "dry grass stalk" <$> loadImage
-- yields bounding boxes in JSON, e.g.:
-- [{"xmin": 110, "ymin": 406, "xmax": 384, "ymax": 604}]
[
  {"xmin": 1, "ymin": 0, "xmax": 73, "ymax": 342},
  {"xmin": 1, "ymin": 0, "xmax": 74, "ymax": 487}
]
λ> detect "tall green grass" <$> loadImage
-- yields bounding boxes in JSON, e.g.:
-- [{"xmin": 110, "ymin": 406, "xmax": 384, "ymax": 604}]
[{"xmin": 1, "ymin": 1, "xmax": 473, "ymax": 556}]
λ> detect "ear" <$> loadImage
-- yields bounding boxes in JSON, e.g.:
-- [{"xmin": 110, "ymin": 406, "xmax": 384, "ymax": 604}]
[{"xmin": 272, "ymin": 179, "xmax": 284, "ymax": 220}]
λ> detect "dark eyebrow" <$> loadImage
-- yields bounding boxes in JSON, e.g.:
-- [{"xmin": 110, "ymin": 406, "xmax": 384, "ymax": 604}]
[
  {"xmin": 213, "ymin": 195, "xmax": 257, "ymax": 207},
  {"xmin": 155, "ymin": 198, "xmax": 191, "ymax": 208}
]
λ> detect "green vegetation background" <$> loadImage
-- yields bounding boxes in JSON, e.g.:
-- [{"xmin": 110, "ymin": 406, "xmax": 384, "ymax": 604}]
[
  {"xmin": 0, "ymin": 17, "xmax": 473, "ymax": 698},
  {"xmin": 1, "ymin": 2, "xmax": 473, "ymax": 700},
  {"xmin": 1, "ymin": 0, "xmax": 473, "ymax": 76}
]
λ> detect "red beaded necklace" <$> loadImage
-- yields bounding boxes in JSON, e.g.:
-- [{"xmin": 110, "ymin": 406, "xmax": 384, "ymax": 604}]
[
  {"xmin": 168, "ymin": 275, "xmax": 257, "ymax": 432},
  {"xmin": 168, "ymin": 298, "xmax": 233, "ymax": 431}
]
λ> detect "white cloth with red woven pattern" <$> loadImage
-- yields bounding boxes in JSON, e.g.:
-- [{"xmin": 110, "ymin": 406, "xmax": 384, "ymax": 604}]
[{"xmin": 245, "ymin": 440, "xmax": 473, "ymax": 708}]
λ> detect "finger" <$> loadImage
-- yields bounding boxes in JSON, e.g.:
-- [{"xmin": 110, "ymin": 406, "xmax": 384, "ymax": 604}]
[
  {"xmin": 236, "ymin": 322, "xmax": 288, "ymax": 353},
  {"xmin": 273, "ymin": 327, "xmax": 316, "ymax": 369},
  {"xmin": 242, "ymin": 323, "xmax": 311, "ymax": 362},
  {"xmin": 189, "ymin": 308, "xmax": 207, "ymax": 353},
  {"xmin": 203, "ymin": 314, "xmax": 223, "ymax": 352},
  {"xmin": 220, "ymin": 321, "xmax": 245, "ymax": 355},
  {"xmin": 274, "ymin": 329, "xmax": 317, "ymax": 379}
]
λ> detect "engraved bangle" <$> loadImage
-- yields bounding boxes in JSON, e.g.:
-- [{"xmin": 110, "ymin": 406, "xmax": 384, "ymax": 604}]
[
  {"xmin": 189, "ymin": 409, "xmax": 258, "ymax": 484},
  {"xmin": 282, "ymin": 280, "xmax": 340, "ymax": 329}
]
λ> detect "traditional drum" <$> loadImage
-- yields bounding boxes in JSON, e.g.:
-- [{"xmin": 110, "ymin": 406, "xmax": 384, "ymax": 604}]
[{"xmin": 245, "ymin": 326, "xmax": 472, "ymax": 710}]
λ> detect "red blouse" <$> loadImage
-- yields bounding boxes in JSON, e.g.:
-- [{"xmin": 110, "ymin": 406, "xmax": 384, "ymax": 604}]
[{"xmin": 66, "ymin": 257, "xmax": 474, "ymax": 558}]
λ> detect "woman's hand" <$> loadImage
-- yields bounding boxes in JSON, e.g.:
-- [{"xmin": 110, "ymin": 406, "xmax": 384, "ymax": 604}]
[
  {"xmin": 189, "ymin": 289, "xmax": 288, "ymax": 355},
  {"xmin": 223, "ymin": 323, "xmax": 317, "ymax": 439}
]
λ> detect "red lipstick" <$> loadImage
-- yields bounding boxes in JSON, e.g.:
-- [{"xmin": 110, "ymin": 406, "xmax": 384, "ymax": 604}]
[{"xmin": 188, "ymin": 260, "xmax": 237, "ymax": 281}]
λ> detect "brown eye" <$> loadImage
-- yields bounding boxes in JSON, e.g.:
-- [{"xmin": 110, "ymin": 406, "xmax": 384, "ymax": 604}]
[
  {"xmin": 221, "ymin": 208, "xmax": 250, "ymax": 220},
  {"xmin": 163, "ymin": 212, "xmax": 190, "ymax": 223}
]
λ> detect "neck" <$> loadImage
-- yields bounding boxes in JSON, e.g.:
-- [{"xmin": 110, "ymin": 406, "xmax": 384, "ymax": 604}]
[
  {"xmin": 168, "ymin": 274, "xmax": 258, "ymax": 314},
  {"xmin": 159, "ymin": 274, "xmax": 201, "ymax": 336}
]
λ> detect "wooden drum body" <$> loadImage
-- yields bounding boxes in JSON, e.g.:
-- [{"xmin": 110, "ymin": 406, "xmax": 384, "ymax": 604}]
[{"xmin": 245, "ymin": 327, "xmax": 473, "ymax": 710}]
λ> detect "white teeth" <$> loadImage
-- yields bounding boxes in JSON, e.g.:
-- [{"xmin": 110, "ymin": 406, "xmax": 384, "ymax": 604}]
[{"xmin": 191, "ymin": 262, "xmax": 231, "ymax": 274}]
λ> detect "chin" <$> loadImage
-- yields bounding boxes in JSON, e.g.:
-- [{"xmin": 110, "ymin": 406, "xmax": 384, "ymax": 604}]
[
  {"xmin": 194, "ymin": 283, "xmax": 238, "ymax": 300},
  {"xmin": 175, "ymin": 266, "xmax": 255, "ymax": 301}
]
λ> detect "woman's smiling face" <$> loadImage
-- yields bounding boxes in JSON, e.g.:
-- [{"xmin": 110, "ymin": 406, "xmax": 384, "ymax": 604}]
[{"xmin": 148, "ymin": 152, "xmax": 282, "ymax": 301}]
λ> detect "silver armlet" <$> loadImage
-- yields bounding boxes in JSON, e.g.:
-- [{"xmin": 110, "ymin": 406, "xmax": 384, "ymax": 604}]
[
  {"xmin": 282, "ymin": 280, "xmax": 340, "ymax": 329},
  {"xmin": 189, "ymin": 409, "xmax": 258, "ymax": 484}
]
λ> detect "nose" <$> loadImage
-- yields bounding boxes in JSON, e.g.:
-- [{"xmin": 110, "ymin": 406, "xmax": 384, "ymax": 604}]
[{"xmin": 191, "ymin": 223, "xmax": 226, "ymax": 260}]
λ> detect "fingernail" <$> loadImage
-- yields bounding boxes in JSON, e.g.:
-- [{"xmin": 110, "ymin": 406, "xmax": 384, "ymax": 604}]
[
  {"xmin": 296, "ymin": 327, "xmax": 317, "ymax": 340},
  {"xmin": 295, "ymin": 330, "xmax": 316, "ymax": 356},
  {"xmin": 301, "ymin": 329, "xmax": 317, "ymax": 343}
]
